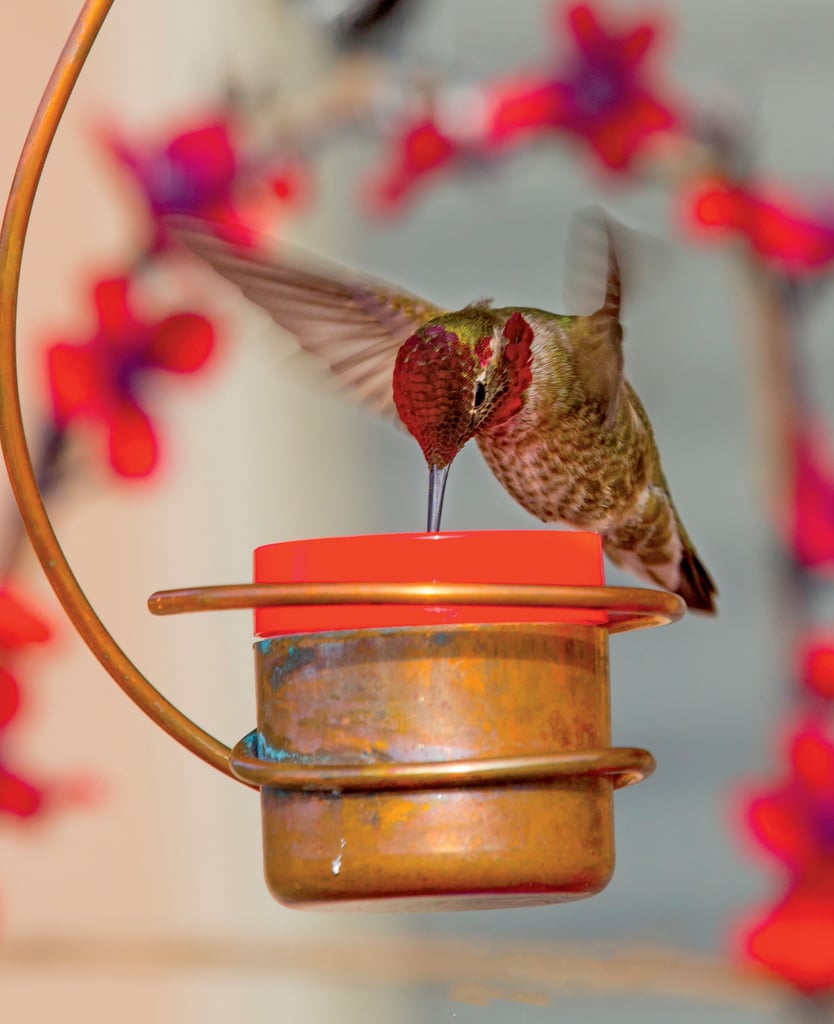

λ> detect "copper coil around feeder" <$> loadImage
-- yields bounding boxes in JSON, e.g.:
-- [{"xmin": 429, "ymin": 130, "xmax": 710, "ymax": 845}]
[
  {"xmin": 228, "ymin": 731, "xmax": 655, "ymax": 792},
  {"xmin": 148, "ymin": 579, "xmax": 683, "ymax": 634}
]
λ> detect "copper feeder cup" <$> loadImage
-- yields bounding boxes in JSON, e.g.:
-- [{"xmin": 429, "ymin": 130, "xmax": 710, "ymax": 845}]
[
  {"xmin": 148, "ymin": 531, "xmax": 679, "ymax": 912},
  {"xmin": 0, "ymin": 0, "xmax": 684, "ymax": 914}
]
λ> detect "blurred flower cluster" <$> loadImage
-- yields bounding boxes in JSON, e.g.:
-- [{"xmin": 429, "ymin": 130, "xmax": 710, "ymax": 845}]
[
  {"xmin": 44, "ymin": 111, "xmax": 307, "ymax": 480},
  {"xmin": 743, "ymin": 721, "xmax": 834, "ymax": 992},
  {"xmin": 364, "ymin": 1, "xmax": 681, "ymax": 212},
  {"xmin": 46, "ymin": 276, "xmax": 215, "ymax": 478}
]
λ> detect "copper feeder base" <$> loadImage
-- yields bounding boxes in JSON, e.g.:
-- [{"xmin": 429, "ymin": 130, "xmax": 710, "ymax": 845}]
[{"xmin": 247, "ymin": 623, "xmax": 647, "ymax": 911}]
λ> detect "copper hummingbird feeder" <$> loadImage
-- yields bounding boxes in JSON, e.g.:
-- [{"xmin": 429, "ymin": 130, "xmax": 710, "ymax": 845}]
[
  {"xmin": 149, "ymin": 532, "xmax": 680, "ymax": 909},
  {"xmin": 0, "ymin": 0, "xmax": 684, "ymax": 911}
]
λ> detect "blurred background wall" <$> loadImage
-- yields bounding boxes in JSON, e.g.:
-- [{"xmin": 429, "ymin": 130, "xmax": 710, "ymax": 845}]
[{"xmin": 1, "ymin": 1, "xmax": 833, "ymax": 1021}]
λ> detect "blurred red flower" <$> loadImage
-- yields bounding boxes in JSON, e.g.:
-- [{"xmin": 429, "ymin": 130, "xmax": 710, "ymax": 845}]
[
  {"xmin": 788, "ymin": 427, "xmax": 834, "ymax": 570},
  {"xmin": 746, "ymin": 881, "xmax": 834, "ymax": 993},
  {"xmin": 103, "ymin": 114, "xmax": 308, "ymax": 248},
  {"xmin": 687, "ymin": 179, "xmax": 834, "ymax": 273},
  {"xmin": 801, "ymin": 637, "xmax": 834, "ymax": 700},
  {"xmin": 0, "ymin": 587, "xmax": 50, "ymax": 731},
  {"xmin": 0, "ymin": 587, "xmax": 51, "ymax": 652},
  {"xmin": 364, "ymin": 116, "xmax": 461, "ymax": 214},
  {"xmin": 0, "ymin": 588, "xmax": 52, "ymax": 820},
  {"xmin": 746, "ymin": 723, "xmax": 834, "ymax": 875},
  {"xmin": 486, "ymin": 2, "xmax": 679, "ymax": 170},
  {"xmin": 0, "ymin": 766, "xmax": 42, "ymax": 818},
  {"xmin": 0, "ymin": 669, "xmax": 20, "ymax": 730},
  {"xmin": 45, "ymin": 276, "xmax": 216, "ymax": 478}
]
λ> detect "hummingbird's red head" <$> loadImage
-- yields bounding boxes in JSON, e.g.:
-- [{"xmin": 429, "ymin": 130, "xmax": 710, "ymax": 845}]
[
  {"xmin": 393, "ymin": 322, "xmax": 483, "ymax": 467},
  {"xmin": 393, "ymin": 311, "xmax": 536, "ymax": 467},
  {"xmin": 393, "ymin": 311, "xmax": 535, "ymax": 532}
]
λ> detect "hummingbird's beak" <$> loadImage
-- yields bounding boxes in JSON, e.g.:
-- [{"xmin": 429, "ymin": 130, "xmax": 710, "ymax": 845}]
[{"xmin": 427, "ymin": 463, "xmax": 451, "ymax": 532}]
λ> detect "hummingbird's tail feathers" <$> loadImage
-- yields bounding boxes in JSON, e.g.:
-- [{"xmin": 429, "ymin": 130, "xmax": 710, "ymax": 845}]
[
  {"xmin": 601, "ymin": 488, "xmax": 718, "ymax": 614},
  {"xmin": 675, "ymin": 545, "xmax": 718, "ymax": 614}
]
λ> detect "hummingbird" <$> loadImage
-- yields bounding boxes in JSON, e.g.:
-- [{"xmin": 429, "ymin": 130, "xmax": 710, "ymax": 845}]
[{"xmin": 169, "ymin": 211, "xmax": 717, "ymax": 612}]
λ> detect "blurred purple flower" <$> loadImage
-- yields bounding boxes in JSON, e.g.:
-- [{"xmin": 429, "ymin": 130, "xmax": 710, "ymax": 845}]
[
  {"xmin": 102, "ymin": 113, "xmax": 309, "ymax": 249},
  {"xmin": 486, "ymin": 2, "xmax": 679, "ymax": 171},
  {"xmin": 45, "ymin": 276, "xmax": 216, "ymax": 478}
]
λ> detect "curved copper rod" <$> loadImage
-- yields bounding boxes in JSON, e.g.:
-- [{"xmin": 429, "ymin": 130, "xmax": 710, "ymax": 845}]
[
  {"xmin": 148, "ymin": 581, "xmax": 686, "ymax": 635},
  {"xmin": 0, "ymin": 0, "xmax": 238, "ymax": 781},
  {"xmin": 229, "ymin": 732, "xmax": 655, "ymax": 791}
]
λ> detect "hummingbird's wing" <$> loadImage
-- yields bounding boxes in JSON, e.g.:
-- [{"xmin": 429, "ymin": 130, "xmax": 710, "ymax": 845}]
[{"xmin": 167, "ymin": 215, "xmax": 445, "ymax": 420}]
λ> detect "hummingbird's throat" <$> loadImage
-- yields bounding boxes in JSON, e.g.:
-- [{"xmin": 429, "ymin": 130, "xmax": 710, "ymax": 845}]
[{"xmin": 427, "ymin": 464, "xmax": 451, "ymax": 532}]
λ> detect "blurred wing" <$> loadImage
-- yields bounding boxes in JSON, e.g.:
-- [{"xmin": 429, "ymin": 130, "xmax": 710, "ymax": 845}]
[
  {"xmin": 168, "ymin": 215, "xmax": 444, "ymax": 419},
  {"xmin": 563, "ymin": 206, "xmax": 624, "ymax": 429},
  {"xmin": 563, "ymin": 205, "xmax": 616, "ymax": 316}
]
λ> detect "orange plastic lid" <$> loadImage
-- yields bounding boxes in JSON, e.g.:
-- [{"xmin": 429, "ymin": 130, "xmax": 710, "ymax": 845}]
[{"xmin": 253, "ymin": 531, "xmax": 605, "ymax": 637}]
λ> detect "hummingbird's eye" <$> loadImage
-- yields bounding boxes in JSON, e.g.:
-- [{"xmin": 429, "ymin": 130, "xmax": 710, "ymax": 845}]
[{"xmin": 474, "ymin": 381, "xmax": 486, "ymax": 409}]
